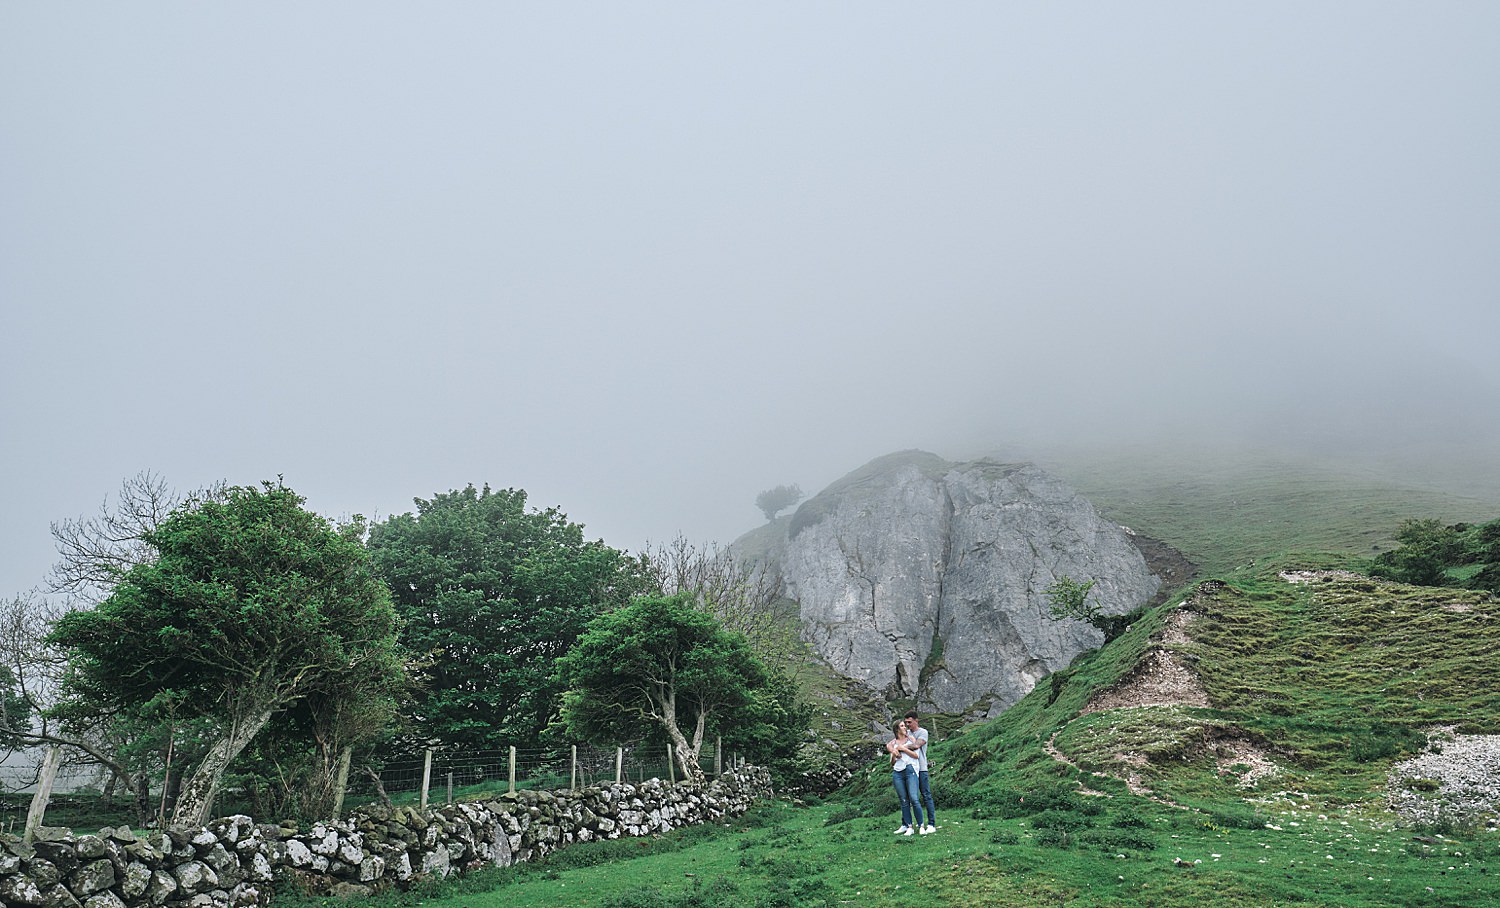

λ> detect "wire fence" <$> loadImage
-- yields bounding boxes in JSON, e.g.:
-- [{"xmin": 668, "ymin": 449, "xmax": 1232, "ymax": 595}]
[
  {"xmin": 0, "ymin": 758, "xmax": 112, "ymax": 796},
  {"xmin": 0, "ymin": 738, "xmax": 739, "ymax": 834},
  {"xmin": 350, "ymin": 741, "xmax": 731, "ymax": 809}
]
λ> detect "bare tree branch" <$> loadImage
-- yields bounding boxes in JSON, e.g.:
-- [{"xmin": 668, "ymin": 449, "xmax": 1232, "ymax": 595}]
[
  {"xmin": 47, "ymin": 472, "xmax": 226, "ymax": 605},
  {"xmin": 640, "ymin": 535, "xmax": 801, "ymax": 676}
]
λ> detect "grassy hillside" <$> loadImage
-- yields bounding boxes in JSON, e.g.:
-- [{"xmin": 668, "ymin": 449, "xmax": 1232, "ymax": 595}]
[{"xmin": 1032, "ymin": 444, "xmax": 1500, "ymax": 576}]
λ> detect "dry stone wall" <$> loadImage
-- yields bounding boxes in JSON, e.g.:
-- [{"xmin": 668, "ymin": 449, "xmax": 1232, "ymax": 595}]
[{"xmin": 0, "ymin": 768, "xmax": 771, "ymax": 908}]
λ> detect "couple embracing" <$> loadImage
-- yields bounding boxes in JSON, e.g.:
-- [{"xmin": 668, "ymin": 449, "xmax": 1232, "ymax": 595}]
[{"xmin": 887, "ymin": 710, "xmax": 937, "ymax": 836}]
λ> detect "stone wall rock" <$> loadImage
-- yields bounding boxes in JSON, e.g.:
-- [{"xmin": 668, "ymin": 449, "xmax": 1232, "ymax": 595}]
[{"xmin": 0, "ymin": 767, "xmax": 771, "ymax": 908}]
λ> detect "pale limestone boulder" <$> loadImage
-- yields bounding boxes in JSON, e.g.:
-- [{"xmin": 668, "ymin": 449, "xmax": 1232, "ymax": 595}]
[{"xmin": 775, "ymin": 451, "xmax": 1161, "ymax": 713}]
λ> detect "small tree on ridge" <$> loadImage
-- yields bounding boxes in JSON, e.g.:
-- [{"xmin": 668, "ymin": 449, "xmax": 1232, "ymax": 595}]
[{"xmin": 755, "ymin": 484, "xmax": 803, "ymax": 522}]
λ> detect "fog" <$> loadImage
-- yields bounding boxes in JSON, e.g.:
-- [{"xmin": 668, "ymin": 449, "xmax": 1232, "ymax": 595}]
[{"xmin": 4, "ymin": 3, "xmax": 1498, "ymax": 597}]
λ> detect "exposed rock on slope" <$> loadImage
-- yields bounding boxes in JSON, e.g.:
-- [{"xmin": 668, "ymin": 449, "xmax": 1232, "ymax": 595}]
[{"xmin": 761, "ymin": 451, "xmax": 1162, "ymax": 715}]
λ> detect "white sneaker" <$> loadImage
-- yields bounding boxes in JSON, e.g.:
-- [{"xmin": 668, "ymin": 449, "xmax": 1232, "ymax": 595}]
[
  {"xmin": 919, "ymin": 824, "xmax": 935, "ymax": 835},
  {"xmin": 893, "ymin": 825, "xmax": 910, "ymax": 835}
]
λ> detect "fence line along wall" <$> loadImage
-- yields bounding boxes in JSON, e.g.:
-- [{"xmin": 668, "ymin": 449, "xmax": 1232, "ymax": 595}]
[
  {"xmin": 1, "ymin": 740, "xmax": 736, "ymax": 837},
  {"xmin": 0, "ymin": 766, "xmax": 772, "ymax": 908},
  {"xmin": 355, "ymin": 740, "xmax": 726, "ymax": 809}
]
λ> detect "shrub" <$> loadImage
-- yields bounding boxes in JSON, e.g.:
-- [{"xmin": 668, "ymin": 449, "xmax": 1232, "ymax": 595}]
[
  {"xmin": 1080, "ymin": 827, "xmax": 1158, "ymax": 852},
  {"xmin": 1206, "ymin": 805, "xmax": 1267, "ymax": 830},
  {"xmin": 1109, "ymin": 808, "xmax": 1150, "ymax": 828},
  {"xmin": 1030, "ymin": 809, "xmax": 1093, "ymax": 832},
  {"xmin": 1032, "ymin": 826, "xmax": 1075, "ymax": 849},
  {"xmin": 1348, "ymin": 722, "xmax": 1425, "ymax": 762}
]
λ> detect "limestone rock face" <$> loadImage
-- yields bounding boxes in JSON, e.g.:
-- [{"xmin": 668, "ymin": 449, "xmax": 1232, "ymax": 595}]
[{"xmin": 777, "ymin": 451, "xmax": 1161, "ymax": 713}]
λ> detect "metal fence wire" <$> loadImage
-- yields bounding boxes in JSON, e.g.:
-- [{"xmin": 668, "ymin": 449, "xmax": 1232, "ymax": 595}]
[
  {"xmin": 0, "ymin": 737, "xmax": 737, "ymax": 832},
  {"xmin": 355, "ymin": 740, "xmax": 727, "ymax": 807}
]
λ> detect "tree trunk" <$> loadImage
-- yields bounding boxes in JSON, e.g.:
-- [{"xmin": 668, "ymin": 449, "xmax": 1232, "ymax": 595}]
[
  {"xmin": 132, "ymin": 772, "xmax": 153, "ymax": 827},
  {"xmin": 170, "ymin": 704, "xmax": 274, "ymax": 828},
  {"xmin": 23, "ymin": 746, "xmax": 63, "ymax": 844},
  {"xmin": 363, "ymin": 766, "xmax": 393, "ymax": 809},
  {"xmin": 329, "ymin": 748, "xmax": 352, "ymax": 820},
  {"xmin": 301, "ymin": 736, "xmax": 348, "ymax": 819},
  {"xmin": 655, "ymin": 691, "xmax": 705, "ymax": 783}
]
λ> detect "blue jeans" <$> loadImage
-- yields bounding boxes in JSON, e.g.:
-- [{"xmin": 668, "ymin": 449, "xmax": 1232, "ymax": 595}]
[
  {"xmin": 916, "ymin": 770, "xmax": 935, "ymax": 826},
  {"xmin": 892, "ymin": 767, "xmax": 923, "ymax": 828}
]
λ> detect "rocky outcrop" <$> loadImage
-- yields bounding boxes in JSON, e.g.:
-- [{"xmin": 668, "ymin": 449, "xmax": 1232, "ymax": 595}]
[
  {"xmin": 0, "ymin": 768, "xmax": 771, "ymax": 908},
  {"xmin": 1388, "ymin": 731, "xmax": 1500, "ymax": 827},
  {"xmin": 770, "ymin": 451, "xmax": 1162, "ymax": 715}
]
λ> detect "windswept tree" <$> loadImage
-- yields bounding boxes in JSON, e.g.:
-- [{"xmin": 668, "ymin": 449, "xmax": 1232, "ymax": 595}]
[
  {"xmin": 555, "ymin": 594, "xmax": 769, "ymax": 783},
  {"xmin": 50, "ymin": 482, "xmax": 404, "ymax": 827},
  {"xmin": 367, "ymin": 485, "xmax": 647, "ymax": 751},
  {"xmin": 754, "ymin": 484, "xmax": 803, "ymax": 522}
]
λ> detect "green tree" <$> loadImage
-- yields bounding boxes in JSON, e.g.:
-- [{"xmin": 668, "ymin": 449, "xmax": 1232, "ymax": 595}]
[
  {"xmin": 555, "ymin": 594, "xmax": 770, "ymax": 783},
  {"xmin": 754, "ymin": 484, "xmax": 803, "ymax": 522},
  {"xmin": 49, "ymin": 481, "xmax": 404, "ymax": 827},
  {"xmin": 1370, "ymin": 518, "xmax": 1464, "ymax": 586},
  {"xmin": 1043, "ymin": 576, "xmax": 1102, "ymax": 626},
  {"xmin": 1042, "ymin": 575, "xmax": 1134, "ymax": 642},
  {"xmin": 638, "ymin": 539, "xmax": 812, "ymax": 784},
  {"xmin": 367, "ymin": 485, "xmax": 645, "ymax": 751},
  {"xmin": 715, "ymin": 663, "xmax": 812, "ymax": 785}
]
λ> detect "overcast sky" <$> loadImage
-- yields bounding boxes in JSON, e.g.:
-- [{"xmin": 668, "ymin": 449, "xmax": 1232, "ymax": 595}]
[{"xmin": 4, "ymin": 3, "xmax": 1498, "ymax": 597}]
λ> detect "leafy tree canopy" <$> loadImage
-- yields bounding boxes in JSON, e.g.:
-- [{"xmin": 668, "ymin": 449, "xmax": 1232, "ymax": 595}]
[
  {"xmin": 555, "ymin": 593, "xmax": 777, "ymax": 782},
  {"xmin": 367, "ymin": 485, "xmax": 646, "ymax": 751}
]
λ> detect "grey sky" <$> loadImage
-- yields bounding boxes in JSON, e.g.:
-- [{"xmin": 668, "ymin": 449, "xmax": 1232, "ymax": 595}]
[{"xmin": 4, "ymin": 3, "xmax": 1498, "ymax": 597}]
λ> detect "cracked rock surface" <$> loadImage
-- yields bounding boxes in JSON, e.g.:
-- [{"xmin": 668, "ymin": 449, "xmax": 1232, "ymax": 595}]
[{"xmin": 769, "ymin": 451, "xmax": 1162, "ymax": 713}]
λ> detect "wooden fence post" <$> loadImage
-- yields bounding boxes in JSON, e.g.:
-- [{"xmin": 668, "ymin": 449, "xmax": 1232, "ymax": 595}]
[
  {"xmin": 508, "ymin": 745, "xmax": 517, "ymax": 795},
  {"xmin": 330, "ymin": 747, "xmax": 352, "ymax": 820},
  {"xmin": 419, "ymin": 748, "xmax": 433, "ymax": 810},
  {"xmin": 23, "ymin": 746, "xmax": 63, "ymax": 845},
  {"xmin": 570, "ymin": 744, "xmax": 578, "ymax": 791},
  {"xmin": 615, "ymin": 747, "xmax": 623, "ymax": 784},
  {"xmin": 715, "ymin": 736, "xmax": 722, "ymax": 777},
  {"xmin": 158, "ymin": 730, "xmax": 176, "ymax": 825}
]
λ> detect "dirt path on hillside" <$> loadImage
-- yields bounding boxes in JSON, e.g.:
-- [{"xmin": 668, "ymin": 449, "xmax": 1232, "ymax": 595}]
[{"xmin": 1044, "ymin": 583, "xmax": 1282, "ymax": 806}]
